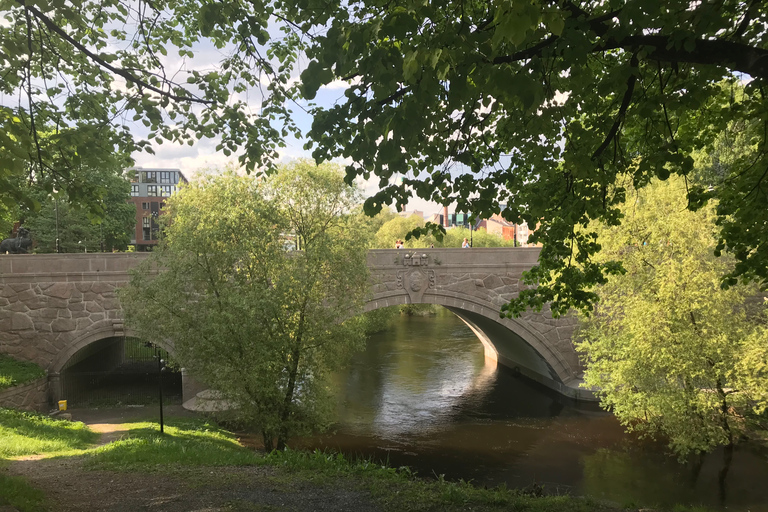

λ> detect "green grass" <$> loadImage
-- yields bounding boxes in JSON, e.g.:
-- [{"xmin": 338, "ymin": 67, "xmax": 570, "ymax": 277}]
[
  {"xmin": 0, "ymin": 469, "xmax": 47, "ymax": 512},
  {"xmin": 0, "ymin": 411, "xmax": 717, "ymax": 512},
  {"xmin": 84, "ymin": 419, "xmax": 260, "ymax": 471},
  {"xmin": 0, "ymin": 408, "xmax": 99, "ymax": 458},
  {"xmin": 259, "ymin": 449, "xmax": 617, "ymax": 512},
  {"xmin": 0, "ymin": 354, "xmax": 46, "ymax": 390}
]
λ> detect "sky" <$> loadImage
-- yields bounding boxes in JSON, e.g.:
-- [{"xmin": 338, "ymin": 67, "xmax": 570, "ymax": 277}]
[{"xmin": 125, "ymin": 23, "xmax": 446, "ymax": 217}]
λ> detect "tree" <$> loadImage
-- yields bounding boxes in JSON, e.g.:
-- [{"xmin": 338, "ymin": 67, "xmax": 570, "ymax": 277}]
[
  {"xmin": 0, "ymin": 0, "xmax": 297, "ymax": 216},
  {"xmin": 295, "ymin": 0, "xmax": 768, "ymax": 316},
  {"xmin": 7, "ymin": 0, "xmax": 768, "ymax": 317},
  {"xmin": 120, "ymin": 162, "xmax": 369, "ymax": 450},
  {"xmin": 21, "ymin": 167, "xmax": 135, "ymax": 252},
  {"xmin": 374, "ymin": 214, "xmax": 432, "ymax": 248},
  {"xmin": 576, "ymin": 177, "xmax": 768, "ymax": 460}
]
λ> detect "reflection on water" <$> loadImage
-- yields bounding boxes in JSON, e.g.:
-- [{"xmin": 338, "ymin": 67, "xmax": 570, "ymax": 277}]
[{"xmin": 297, "ymin": 309, "xmax": 768, "ymax": 511}]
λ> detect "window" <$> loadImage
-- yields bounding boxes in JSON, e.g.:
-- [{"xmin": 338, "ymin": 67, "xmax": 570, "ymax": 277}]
[
  {"xmin": 131, "ymin": 184, "xmax": 139, "ymax": 197},
  {"xmin": 141, "ymin": 202, "xmax": 149, "ymax": 210},
  {"xmin": 141, "ymin": 171, "xmax": 157, "ymax": 183},
  {"xmin": 160, "ymin": 185, "xmax": 173, "ymax": 197},
  {"xmin": 160, "ymin": 171, "xmax": 172, "ymax": 184},
  {"xmin": 147, "ymin": 185, "xmax": 158, "ymax": 197},
  {"xmin": 142, "ymin": 217, "xmax": 151, "ymax": 241}
]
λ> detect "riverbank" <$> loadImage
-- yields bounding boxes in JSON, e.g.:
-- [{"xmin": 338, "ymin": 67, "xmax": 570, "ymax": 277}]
[{"xmin": 0, "ymin": 406, "xmax": 702, "ymax": 512}]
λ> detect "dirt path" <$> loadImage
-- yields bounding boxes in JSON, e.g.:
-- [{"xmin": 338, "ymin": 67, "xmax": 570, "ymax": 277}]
[{"xmin": 5, "ymin": 407, "xmax": 383, "ymax": 512}]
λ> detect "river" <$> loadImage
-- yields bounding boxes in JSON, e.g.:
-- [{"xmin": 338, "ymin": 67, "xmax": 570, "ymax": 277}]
[{"xmin": 298, "ymin": 308, "xmax": 768, "ymax": 511}]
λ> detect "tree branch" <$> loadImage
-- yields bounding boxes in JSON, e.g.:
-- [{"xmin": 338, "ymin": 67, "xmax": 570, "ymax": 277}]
[
  {"xmin": 592, "ymin": 53, "xmax": 638, "ymax": 161},
  {"xmin": 15, "ymin": 0, "xmax": 215, "ymax": 105}
]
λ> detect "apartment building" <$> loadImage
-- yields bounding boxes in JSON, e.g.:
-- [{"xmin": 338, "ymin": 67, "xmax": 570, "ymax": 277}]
[{"xmin": 127, "ymin": 168, "xmax": 187, "ymax": 251}]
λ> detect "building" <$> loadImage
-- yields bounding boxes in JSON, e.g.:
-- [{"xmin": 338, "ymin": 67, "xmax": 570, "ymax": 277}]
[
  {"xmin": 127, "ymin": 168, "xmax": 187, "ymax": 251},
  {"xmin": 483, "ymin": 214, "xmax": 517, "ymax": 241}
]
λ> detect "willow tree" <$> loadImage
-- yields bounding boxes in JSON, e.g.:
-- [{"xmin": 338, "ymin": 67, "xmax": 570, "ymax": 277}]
[
  {"xmin": 120, "ymin": 162, "xmax": 369, "ymax": 450},
  {"xmin": 577, "ymin": 178, "xmax": 768, "ymax": 459}
]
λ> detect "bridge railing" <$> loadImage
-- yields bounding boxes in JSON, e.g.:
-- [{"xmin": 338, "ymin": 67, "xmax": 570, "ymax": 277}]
[{"xmin": 1, "ymin": 248, "xmax": 543, "ymax": 282}]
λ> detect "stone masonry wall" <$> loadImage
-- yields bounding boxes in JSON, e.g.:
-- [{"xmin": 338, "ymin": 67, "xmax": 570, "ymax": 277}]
[
  {"xmin": 0, "ymin": 253, "xmax": 143, "ymax": 371},
  {"xmin": 0, "ymin": 377, "xmax": 48, "ymax": 411},
  {"xmin": 0, "ymin": 280, "xmax": 125, "ymax": 370},
  {"xmin": 0, "ymin": 250, "xmax": 582, "ymax": 397}
]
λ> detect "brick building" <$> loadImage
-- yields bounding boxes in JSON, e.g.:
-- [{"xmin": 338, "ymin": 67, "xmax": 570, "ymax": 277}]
[{"xmin": 127, "ymin": 168, "xmax": 187, "ymax": 251}]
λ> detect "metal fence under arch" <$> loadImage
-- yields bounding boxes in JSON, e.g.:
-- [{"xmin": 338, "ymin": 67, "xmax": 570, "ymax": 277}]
[{"xmin": 58, "ymin": 336, "xmax": 182, "ymax": 408}]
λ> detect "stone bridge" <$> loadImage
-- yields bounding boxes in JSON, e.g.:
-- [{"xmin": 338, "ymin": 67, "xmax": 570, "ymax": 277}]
[{"xmin": 0, "ymin": 249, "xmax": 590, "ymax": 408}]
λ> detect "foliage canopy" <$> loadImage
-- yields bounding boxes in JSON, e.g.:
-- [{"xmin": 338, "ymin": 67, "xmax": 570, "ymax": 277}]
[
  {"xmin": 577, "ymin": 178, "xmax": 768, "ymax": 458},
  {"xmin": 4, "ymin": 0, "xmax": 768, "ymax": 315},
  {"xmin": 120, "ymin": 161, "xmax": 369, "ymax": 450}
]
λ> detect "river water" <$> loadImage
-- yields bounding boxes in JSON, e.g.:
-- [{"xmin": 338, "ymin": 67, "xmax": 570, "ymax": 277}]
[{"xmin": 299, "ymin": 308, "xmax": 768, "ymax": 511}]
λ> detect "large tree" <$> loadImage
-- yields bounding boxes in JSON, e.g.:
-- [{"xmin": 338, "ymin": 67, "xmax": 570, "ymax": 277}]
[
  {"xmin": 120, "ymin": 162, "xmax": 369, "ymax": 450},
  {"xmin": 577, "ymin": 177, "xmax": 768, "ymax": 459},
  {"xmin": 20, "ymin": 165, "xmax": 135, "ymax": 252},
  {"xmin": 295, "ymin": 0, "xmax": 768, "ymax": 316},
  {"xmin": 0, "ymin": 0, "xmax": 297, "ymax": 218},
  {"xmin": 6, "ymin": 0, "xmax": 768, "ymax": 316}
]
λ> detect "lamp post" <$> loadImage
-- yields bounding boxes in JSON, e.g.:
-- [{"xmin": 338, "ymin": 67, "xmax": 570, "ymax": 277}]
[
  {"xmin": 156, "ymin": 352, "xmax": 166, "ymax": 434},
  {"xmin": 54, "ymin": 194, "xmax": 60, "ymax": 253}
]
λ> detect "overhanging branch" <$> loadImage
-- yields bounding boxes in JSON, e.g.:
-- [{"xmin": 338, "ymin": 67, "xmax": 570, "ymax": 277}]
[{"xmin": 16, "ymin": 0, "xmax": 215, "ymax": 105}]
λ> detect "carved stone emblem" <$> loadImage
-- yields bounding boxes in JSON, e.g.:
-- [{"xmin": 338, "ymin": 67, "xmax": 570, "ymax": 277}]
[
  {"xmin": 397, "ymin": 268, "xmax": 435, "ymax": 302},
  {"xmin": 409, "ymin": 270, "xmax": 424, "ymax": 292}
]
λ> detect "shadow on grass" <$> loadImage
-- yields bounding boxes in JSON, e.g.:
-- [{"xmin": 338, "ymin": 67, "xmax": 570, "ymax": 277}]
[
  {"xmin": 0, "ymin": 468, "xmax": 47, "ymax": 512},
  {"xmin": 0, "ymin": 408, "xmax": 99, "ymax": 458},
  {"xmin": 84, "ymin": 419, "xmax": 260, "ymax": 471}
]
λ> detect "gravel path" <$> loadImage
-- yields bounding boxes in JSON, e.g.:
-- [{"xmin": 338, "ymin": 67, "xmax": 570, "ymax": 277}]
[{"xmin": 5, "ymin": 407, "xmax": 384, "ymax": 512}]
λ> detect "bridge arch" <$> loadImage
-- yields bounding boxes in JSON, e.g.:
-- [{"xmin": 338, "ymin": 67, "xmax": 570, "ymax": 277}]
[
  {"xmin": 364, "ymin": 291, "xmax": 578, "ymax": 396},
  {"xmin": 48, "ymin": 323, "xmax": 176, "ymax": 375}
]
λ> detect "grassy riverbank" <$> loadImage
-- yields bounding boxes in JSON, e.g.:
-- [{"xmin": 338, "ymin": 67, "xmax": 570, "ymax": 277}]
[
  {"xmin": 0, "ymin": 355, "xmax": 45, "ymax": 390},
  {"xmin": 0, "ymin": 408, "xmax": 710, "ymax": 512}
]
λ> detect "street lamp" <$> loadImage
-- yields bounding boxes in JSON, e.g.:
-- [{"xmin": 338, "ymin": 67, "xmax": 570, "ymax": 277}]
[
  {"xmin": 53, "ymin": 192, "xmax": 60, "ymax": 253},
  {"xmin": 156, "ymin": 352, "xmax": 166, "ymax": 434}
]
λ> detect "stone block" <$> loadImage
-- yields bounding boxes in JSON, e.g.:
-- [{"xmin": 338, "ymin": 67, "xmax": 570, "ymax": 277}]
[
  {"xmin": 57, "ymin": 309, "xmax": 72, "ymax": 319},
  {"xmin": 76, "ymin": 282, "xmax": 92, "ymax": 292},
  {"xmin": 68, "ymin": 302, "xmax": 85, "ymax": 312},
  {"xmin": 71, "ymin": 311, "xmax": 89, "ymax": 319},
  {"xmin": 44, "ymin": 282, "xmax": 72, "ymax": 299},
  {"xmin": 37, "ymin": 308, "xmax": 59, "ymax": 319},
  {"xmin": 10, "ymin": 313, "xmax": 33, "ymax": 330},
  {"xmin": 483, "ymin": 275, "xmax": 504, "ymax": 290},
  {"xmin": 76, "ymin": 317, "xmax": 93, "ymax": 329},
  {"xmin": 16, "ymin": 289, "xmax": 37, "ymax": 302},
  {"xmin": 85, "ymin": 302, "xmax": 104, "ymax": 313},
  {"xmin": 9, "ymin": 302, "xmax": 29, "ymax": 313},
  {"xmin": 51, "ymin": 318, "xmax": 76, "ymax": 332},
  {"xmin": 45, "ymin": 298, "xmax": 67, "ymax": 308},
  {"xmin": 90, "ymin": 282, "xmax": 115, "ymax": 294},
  {"xmin": 33, "ymin": 321, "xmax": 53, "ymax": 332}
]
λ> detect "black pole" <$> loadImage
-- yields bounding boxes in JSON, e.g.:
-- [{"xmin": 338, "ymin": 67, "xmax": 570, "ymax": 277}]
[
  {"xmin": 157, "ymin": 353, "xmax": 164, "ymax": 434},
  {"xmin": 54, "ymin": 196, "xmax": 60, "ymax": 253}
]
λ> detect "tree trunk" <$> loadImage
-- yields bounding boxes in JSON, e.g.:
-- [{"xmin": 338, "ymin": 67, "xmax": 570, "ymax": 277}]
[
  {"xmin": 262, "ymin": 431, "xmax": 274, "ymax": 452},
  {"xmin": 718, "ymin": 443, "xmax": 734, "ymax": 505},
  {"xmin": 276, "ymin": 343, "xmax": 302, "ymax": 451}
]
